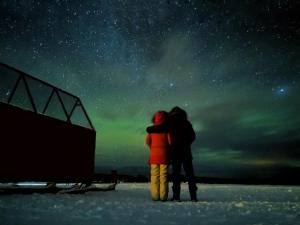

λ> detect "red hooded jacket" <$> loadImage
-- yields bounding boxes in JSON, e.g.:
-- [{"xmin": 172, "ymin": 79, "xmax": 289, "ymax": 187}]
[{"xmin": 145, "ymin": 111, "xmax": 171, "ymax": 164}]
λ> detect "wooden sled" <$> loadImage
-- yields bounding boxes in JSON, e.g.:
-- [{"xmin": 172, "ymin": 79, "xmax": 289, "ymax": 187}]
[
  {"xmin": 58, "ymin": 183, "xmax": 117, "ymax": 194},
  {"xmin": 0, "ymin": 183, "xmax": 117, "ymax": 195}
]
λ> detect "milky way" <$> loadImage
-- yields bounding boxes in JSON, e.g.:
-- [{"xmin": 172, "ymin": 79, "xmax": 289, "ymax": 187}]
[{"xmin": 1, "ymin": 0, "xmax": 300, "ymax": 178}]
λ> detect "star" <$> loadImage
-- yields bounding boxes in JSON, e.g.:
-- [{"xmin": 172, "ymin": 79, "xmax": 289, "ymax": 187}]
[{"xmin": 272, "ymin": 86, "xmax": 288, "ymax": 96}]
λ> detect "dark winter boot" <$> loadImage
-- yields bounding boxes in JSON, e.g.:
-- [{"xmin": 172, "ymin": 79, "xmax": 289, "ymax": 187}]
[
  {"xmin": 190, "ymin": 191, "xmax": 198, "ymax": 202},
  {"xmin": 171, "ymin": 192, "xmax": 181, "ymax": 202},
  {"xmin": 171, "ymin": 186, "xmax": 181, "ymax": 202},
  {"xmin": 171, "ymin": 196, "xmax": 181, "ymax": 202},
  {"xmin": 188, "ymin": 183, "xmax": 198, "ymax": 202}
]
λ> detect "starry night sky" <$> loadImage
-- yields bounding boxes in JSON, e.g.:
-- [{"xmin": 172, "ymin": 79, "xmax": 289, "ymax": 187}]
[{"xmin": 1, "ymin": 0, "xmax": 300, "ymax": 179}]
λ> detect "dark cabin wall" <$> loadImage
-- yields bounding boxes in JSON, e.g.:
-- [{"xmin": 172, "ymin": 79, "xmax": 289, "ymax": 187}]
[{"xmin": 0, "ymin": 102, "xmax": 96, "ymax": 183}]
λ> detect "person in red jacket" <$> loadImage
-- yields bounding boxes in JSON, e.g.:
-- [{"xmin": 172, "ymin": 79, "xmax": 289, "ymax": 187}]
[{"xmin": 145, "ymin": 111, "xmax": 171, "ymax": 201}]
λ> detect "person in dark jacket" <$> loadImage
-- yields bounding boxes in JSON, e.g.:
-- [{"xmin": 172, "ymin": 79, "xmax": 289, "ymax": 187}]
[{"xmin": 168, "ymin": 106, "xmax": 197, "ymax": 202}]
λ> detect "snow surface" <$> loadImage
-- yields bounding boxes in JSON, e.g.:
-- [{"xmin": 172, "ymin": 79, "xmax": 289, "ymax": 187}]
[{"xmin": 0, "ymin": 183, "xmax": 300, "ymax": 225}]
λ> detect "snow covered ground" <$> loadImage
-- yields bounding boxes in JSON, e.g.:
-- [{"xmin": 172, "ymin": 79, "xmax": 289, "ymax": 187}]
[{"xmin": 0, "ymin": 183, "xmax": 299, "ymax": 225}]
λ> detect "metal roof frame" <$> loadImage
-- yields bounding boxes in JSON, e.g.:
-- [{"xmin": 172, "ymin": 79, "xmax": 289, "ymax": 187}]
[{"xmin": 0, "ymin": 62, "xmax": 95, "ymax": 130}]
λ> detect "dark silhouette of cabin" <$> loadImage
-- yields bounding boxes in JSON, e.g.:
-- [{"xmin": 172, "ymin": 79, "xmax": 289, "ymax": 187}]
[{"xmin": 0, "ymin": 62, "xmax": 96, "ymax": 183}]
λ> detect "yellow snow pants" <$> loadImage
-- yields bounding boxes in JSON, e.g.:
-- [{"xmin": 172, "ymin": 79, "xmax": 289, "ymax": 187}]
[{"xmin": 150, "ymin": 164, "xmax": 168, "ymax": 201}]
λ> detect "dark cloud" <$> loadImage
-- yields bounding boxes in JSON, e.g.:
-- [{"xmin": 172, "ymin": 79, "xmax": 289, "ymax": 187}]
[{"xmin": 191, "ymin": 91, "xmax": 300, "ymax": 163}]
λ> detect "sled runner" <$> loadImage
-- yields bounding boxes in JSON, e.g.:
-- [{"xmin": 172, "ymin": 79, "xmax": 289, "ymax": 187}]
[
  {"xmin": 0, "ymin": 183, "xmax": 117, "ymax": 195},
  {"xmin": 58, "ymin": 183, "xmax": 117, "ymax": 194}
]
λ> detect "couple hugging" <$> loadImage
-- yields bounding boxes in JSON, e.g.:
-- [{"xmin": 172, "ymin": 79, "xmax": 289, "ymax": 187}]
[{"xmin": 145, "ymin": 106, "xmax": 197, "ymax": 202}]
